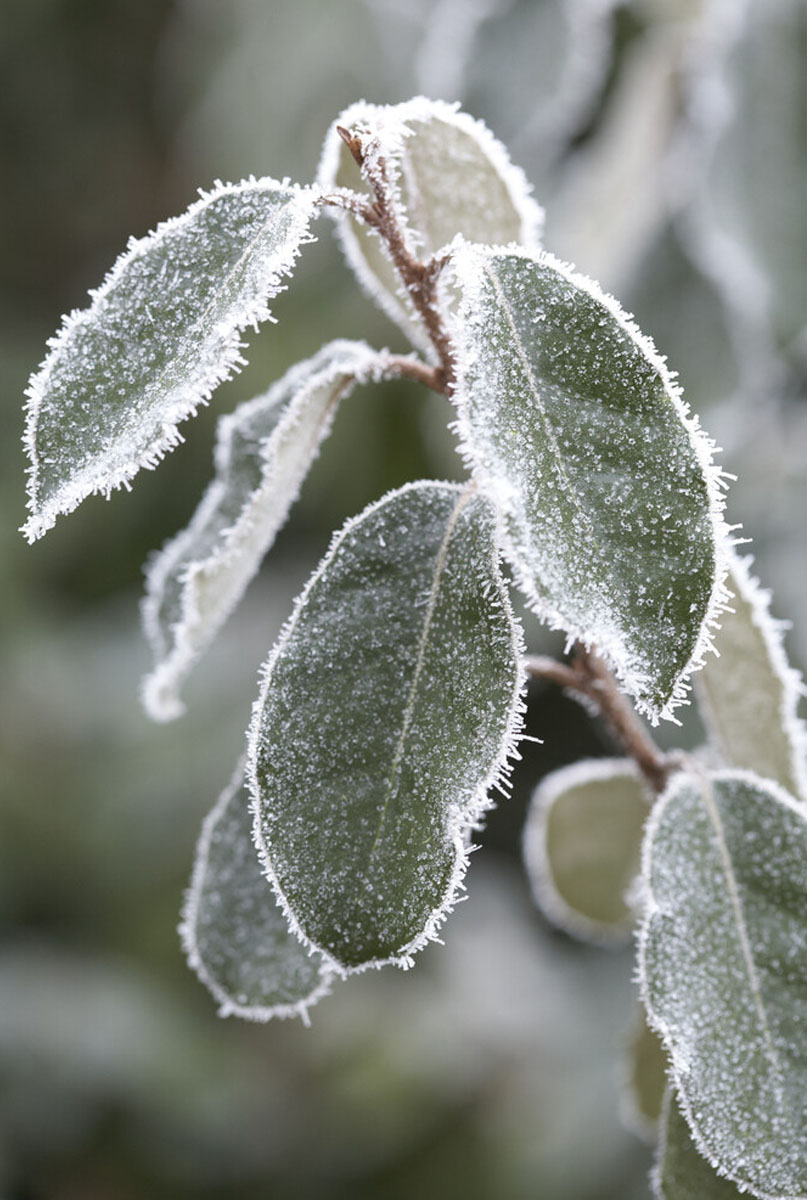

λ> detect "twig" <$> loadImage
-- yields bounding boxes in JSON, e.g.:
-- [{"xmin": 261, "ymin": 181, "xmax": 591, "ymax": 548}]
[{"xmin": 525, "ymin": 646, "xmax": 674, "ymax": 794}]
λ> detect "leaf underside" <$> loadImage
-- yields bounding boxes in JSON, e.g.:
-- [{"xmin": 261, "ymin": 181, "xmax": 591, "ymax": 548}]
[
  {"xmin": 141, "ymin": 339, "xmax": 386, "ymax": 721},
  {"xmin": 181, "ymin": 761, "xmax": 331, "ymax": 1021},
  {"xmin": 641, "ymin": 770, "xmax": 807, "ymax": 1198},
  {"xmin": 523, "ymin": 757, "xmax": 649, "ymax": 942},
  {"xmin": 249, "ymin": 480, "xmax": 524, "ymax": 972},
  {"xmin": 654, "ymin": 1087, "xmax": 745, "ymax": 1199},
  {"xmin": 319, "ymin": 98, "xmax": 542, "ymax": 352},
  {"xmin": 450, "ymin": 243, "xmax": 723, "ymax": 719},
  {"xmin": 23, "ymin": 179, "xmax": 317, "ymax": 541},
  {"xmin": 697, "ymin": 551, "xmax": 807, "ymax": 803}
]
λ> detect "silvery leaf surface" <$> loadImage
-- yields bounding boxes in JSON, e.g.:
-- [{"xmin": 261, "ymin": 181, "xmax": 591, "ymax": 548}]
[
  {"xmin": 141, "ymin": 339, "xmax": 389, "ymax": 721},
  {"xmin": 640, "ymin": 769, "xmax": 807, "ymax": 1198},
  {"xmin": 697, "ymin": 551, "xmax": 807, "ymax": 803},
  {"xmin": 180, "ymin": 760, "xmax": 333, "ymax": 1022},
  {"xmin": 318, "ymin": 97, "xmax": 543, "ymax": 353},
  {"xmin": 248, "ymin": 480, "xmax": 525, "ymax": 972},
  {"xmin": 449, "ymin": 241, "xmax": 729, "ymax": 720},
  {"xmin": 523, "ymin": 757, "xmax": 649, "ymax": 944},
  {"xmin": 22, "ymin": 178, "xmax": 318, "ymax": 541}
]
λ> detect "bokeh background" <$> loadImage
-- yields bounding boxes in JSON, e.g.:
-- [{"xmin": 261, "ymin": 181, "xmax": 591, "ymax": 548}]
[{"xmin": 1, "ymin": 1, "xmax": 804, "ymax": 1197}]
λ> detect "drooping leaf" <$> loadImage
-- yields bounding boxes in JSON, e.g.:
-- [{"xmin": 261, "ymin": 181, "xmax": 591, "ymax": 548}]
[
  {"xmin": 523, "ymin": 758, "xmax": 649, "ymax": 944},
  {"xmin": 621, "ymin": 1007, "xmax": 668, "ymax": 1141},
  {"xmin": 653, "ymin": 1087, "xmax": 745, "ymax": 1200},
  {"xmin": 22, "ymin": 179, "xmax": 319, "ymax": 542},
  {"xmin": 180, "ymin": 760, "xmax": 333, "ymax": 1022},
  {"xmin": 640, "ymin": 770, "xmax": 807, "ymax": 1198},
  {"xmin": 141, "ymin": 340, "xmax": 390, "ymax": 722},
  {"xmin": 697, "ymin": 551, "xmax": 807, "ymax": 803},
  {"xmin": 449, "ymin": 242, "xmax": 729, "ymax": 720},
  {"xmin": 248, "ymin": 480, "xmax": 525, "ymax": 972},
  {"xmin": 318, "ymin": 98, "xmax": 543, "ymax": 353}
]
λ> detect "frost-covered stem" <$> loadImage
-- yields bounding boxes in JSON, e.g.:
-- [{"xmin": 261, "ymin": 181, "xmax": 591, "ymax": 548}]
[
  {"xmin": 525, "ymin": 648, "xmax": 673, "ymax": 794},
  {"xmin": 383, "ymin": 355, "xmax": 448, "ymax": 393},
  {"xmin": 334, "ymin": 126, "xmax": 456, "ymax": 394}
]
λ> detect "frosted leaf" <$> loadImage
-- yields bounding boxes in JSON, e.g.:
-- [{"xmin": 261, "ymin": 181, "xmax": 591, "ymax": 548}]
[
  {"xmin": 22, "ymin": 178, "xmax": 319, "ymax": 542},
  {"xmin": 318, "ymin": 98, "xmax": 543, "ymax": 353},
  {"xmin": 449, "ymin": 242, "xmax": 729, "ymax": 721},
  {"xmin": 653, "ymin": 1087, "xmax": 745, "ymax": 1200},
  {"xmin": 639, "ymin": 770, "xmax": 807, "ymax": 1198},
  {"xmin": 621, "ymin": 1006, "xmax": 668, "ymax": 1141},
  {"xmin": 697, "ymin": 551, "xmax": 807, "ymax": 803},
  {"xmin": 248, "ymin": 480, "xmax": 525, "ymax": 973},
  {"xmin": 523, "ymin": 758, "xmax": 650, "ymax": 944},
  {"xmin": 180, "ymin": 759, "xmax": 333, "ymax": 1022},
  {"xmin": 141, "ymin": 340, "xmax": 390, "ymax": 722}
]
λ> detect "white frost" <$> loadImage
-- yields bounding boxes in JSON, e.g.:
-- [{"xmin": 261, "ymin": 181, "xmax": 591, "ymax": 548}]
[
  {"xmin": 22, "ymin": 178, "xmax": 320, "ymax": 542},
  {"xmin": 141, "ymin": 339, "xmax": 390, "ymax": 721}
]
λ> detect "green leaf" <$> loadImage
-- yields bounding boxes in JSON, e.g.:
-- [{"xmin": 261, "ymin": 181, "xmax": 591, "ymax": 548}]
[
  {"xmin": 180, "ymin": 760, "xmax": 333, "ymax": 1022},
  {"xmin": 449, "ymin": 242, "xmax": 728, "ymax": 720},
  {"xmin": 318, "ymin": 98, "xmax": 543, "ymax": 352},
  {"xmin": 621, "ymin": 1008, "xmax": 668, "ymax": 1141},
  {"xmin": 141, "ymin": 340, "xmax": 389, "ymax": 722},
  {"xmin": 523, "ymin": 758, "xmax": 649, "ymax": 943},
  {"xmin": 640, "ymin": 770, "xmax": 807, "ymax": 1198},
  {"xmin": 653, "ymin": 1087, "xmax": 745, "ymax": 1200},
  {"xmin": 697, "ymin": 551, "xmax": 807, "ymax": 803},
  {"xmin": 22, "ymin": 179, "xmax": 319, "ymax": 542},
  {"xmin": 248, "ymin": 480, "xmax": 525, "ymax": 972}
]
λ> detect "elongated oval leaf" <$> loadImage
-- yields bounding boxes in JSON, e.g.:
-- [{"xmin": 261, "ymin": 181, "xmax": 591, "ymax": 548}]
[
  {"xmin": 523, "ymin": 758, "xmax": 649, "ymax": 944},
  {"xmin": 141, "ymin": 340, "xmax": 390, "ymax": 721},
  {"xmin": 639, "ymin": 770, "xmax": 807, "ymax": 1198},
  {"xmin": 318, "ymin": 98, "xmax": 543, "ymax": 352},
  {"xmin": 22, "ymin": 178, "xmax": 319, "ymax": 542},
  {"xmin": 621, "ymin": 1008, "xmax": 668, "ymax": 1141},
  {"xmin": 697, "ymin": 552, "xmax": 807, "ymax": 803},
  {"xmin": 449, "ymin": 242, "xmax": 729, "ymax": 720},
  {"xmin": 248, "ymin": 480, "xmax": 525, "ymax": 972},
  {"xmin": 180, "ymin": 760, "xmax": 333, "ymax": 1022},
  {"xmin": 653, "ymin": 1088, "xmax": 745, "ymax": 1200}
]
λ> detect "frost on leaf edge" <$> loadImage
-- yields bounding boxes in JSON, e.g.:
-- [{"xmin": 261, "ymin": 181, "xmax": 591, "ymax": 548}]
[
  {"xmin": 637, "ymin": 767, "xmax": 807, "ymax": 1200},
  {"xmin": 21, "ymin": 177, "xmax": 321, "ymax": 543},
  {"xmin": 140, "ymin": 339, "xmax": 393, "ymax": 722},
  {"xmin": 179, "ymin": 756, "xmax": 335, "ymax": 1025},
  {"xmin": 697, "ymin": 549, "xmax": 807, "ymax": 805},
  {"xmin": 316, "ymin": 97, "xmax": 544, "ymax": 356},
  {"xmin": 523, "ymin": 756, "xmax": 649, "ymax": 946},
  {"xmin": 245, "ymin": 478, "xmax": 527, "ymax": 978},
  {"xmin": 446, "ymin": 238, "xmax": 733, "ymax": 725}
]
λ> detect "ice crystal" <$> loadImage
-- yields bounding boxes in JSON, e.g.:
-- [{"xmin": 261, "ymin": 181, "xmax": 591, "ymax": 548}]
[
  {"xmin": 640, "ymin": 769, "xmax": 807, "ymax": 1197},
  {"xmin": 318, "ymin": 97, "xmax": 543, "ymax": 353},
  {"xmin": 22, "ymin": 178, "xmax": 319, "ymax": 541},
  {"xmin": 141, "ymin": 340, "xmax": 389, "ymax": 721},
  {"xmin": 180, "ymin": 760, "xmax": 333, "ymax": 1022},
  {"xmin": 247, "ymin": 480, "xmax": 526, "ymax": 973},
  {"xmin": 448, "ymin": 241, "xmax": 730, "ymax": 720}
]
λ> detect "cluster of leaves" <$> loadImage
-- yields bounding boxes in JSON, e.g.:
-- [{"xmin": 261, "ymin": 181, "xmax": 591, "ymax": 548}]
[{"xmin": 22, "ymin": 99, "xmax": 807, "ymax": 1198}]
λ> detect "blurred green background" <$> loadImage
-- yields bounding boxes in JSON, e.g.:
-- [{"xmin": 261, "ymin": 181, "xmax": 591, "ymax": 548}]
[{"xmin": 0, "ymin": 1, "xmax": 804, "ymax": 1197}]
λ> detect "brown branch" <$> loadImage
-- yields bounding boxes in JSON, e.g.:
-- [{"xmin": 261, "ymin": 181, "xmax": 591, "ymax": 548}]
[
  {"xmin": 382, "ymin": 355, "xmax": 448, "ymax": 394},
  {"xmin": 525, "ymin": 646, "xmax": 674, "ymax": 794},
  {"xmin": 326, "ymin": 127, "xmax": 457, "ymax": 393}
]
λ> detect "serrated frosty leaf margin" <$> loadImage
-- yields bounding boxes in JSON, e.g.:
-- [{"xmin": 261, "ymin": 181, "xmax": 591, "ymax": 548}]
[
  {"xmin": 447, "ymin": 238, "xmax": 734, "ymax": 723},
  {"xmin": 22, "ymin": 177, "xmax": 320, "ymax": 542}
]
